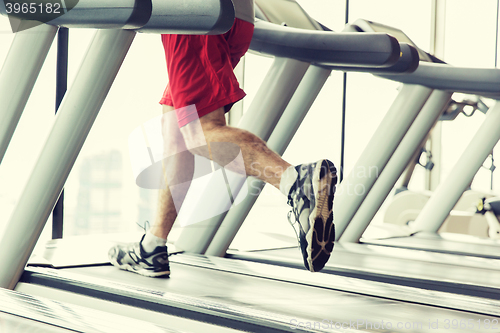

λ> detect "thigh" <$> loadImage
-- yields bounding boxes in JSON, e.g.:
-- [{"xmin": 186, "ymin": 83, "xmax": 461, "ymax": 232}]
[{"xmin": 161, "ymin": 105, "xmax": 188, "ymax": 154}]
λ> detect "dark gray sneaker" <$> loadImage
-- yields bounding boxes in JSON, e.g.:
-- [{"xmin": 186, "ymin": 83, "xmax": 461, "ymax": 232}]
[
  {"xmin": 287, "ymin": 159, "xmax": 337, "ymax": 272},
  {"xmin": 108, "ymin": 235, "xmax": 170, "ymax": 277}
]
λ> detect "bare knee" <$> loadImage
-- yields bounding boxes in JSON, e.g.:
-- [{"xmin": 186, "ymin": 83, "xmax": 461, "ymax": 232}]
[{"xmin": 182, "ymin": 122, "xmax": 245, "ymax": 170}]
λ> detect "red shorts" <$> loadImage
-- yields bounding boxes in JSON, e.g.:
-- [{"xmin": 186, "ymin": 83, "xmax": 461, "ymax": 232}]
[{"xmin": 160, "ymin": 19, "xmax": 254, "ymax": 127}]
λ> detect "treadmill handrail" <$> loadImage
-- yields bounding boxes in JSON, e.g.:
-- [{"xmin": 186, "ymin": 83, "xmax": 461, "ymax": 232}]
[
  {"xmin": 380, "ymin": 62, "xmax": 500, "ymax": 96},
  {"xmin": 250, "ymin": 19, "xmax": 401, "ymax": 68},
  {"xmin": 0, "ymin": 0, "xmax": 235, "ymax": 34},
  {"xmin": 322, "ymin": 43, "xmax": 420, "ymax": 74}
]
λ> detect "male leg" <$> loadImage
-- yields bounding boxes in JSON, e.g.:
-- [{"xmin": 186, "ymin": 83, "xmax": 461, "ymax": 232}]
[
  {"xmin": 150, "ymin": 105, "xmax": 194, "ymax": 240},
  {"xmin": 108, "ymin": 105, "xmax": 194, "ymax": 277},
  {"xmin": 181, "ymin": 107, "xmax": 338, "ymax": 272},
  {"xmin": 109, "ymin": 17, "xmax": 337, "ymax": 275}
]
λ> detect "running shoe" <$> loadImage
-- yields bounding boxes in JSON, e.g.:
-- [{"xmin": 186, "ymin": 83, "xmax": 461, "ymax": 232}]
[
  {"xmin": 287, "ymin": 159, "xmax": 337, "ymax": 272},
  {"xmin": 108, "ymin": 235, "xmax": 170, "ymax": 277}
]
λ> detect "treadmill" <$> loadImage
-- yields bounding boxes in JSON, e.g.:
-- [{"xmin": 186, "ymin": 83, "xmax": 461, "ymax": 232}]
[
  {"xmin": 335, "ymin": 19, "xmax": 500, "ymax": 257},
  {"xmin": 2, "ymin": 1, "xmax": 499, "ymax": 332},
  {"xmin": 207, "ymin": 14, "xmax": 500, "ymax": 300},
  {"xmin": 228, "ymin": 16, "xmax": 500, "ymax": 298},
  {"xmin": 19, "ymin": 243, "xmax": 500, "ymax": 333}
]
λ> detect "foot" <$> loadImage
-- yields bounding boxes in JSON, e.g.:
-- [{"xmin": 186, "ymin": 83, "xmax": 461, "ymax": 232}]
[
  {"xmin": 287, "ymin": 159, "xmax": 337, "ymax": 272},
  {"xmin": 108, "ymin": 235, "xmax": 170, "ymax": 277}
]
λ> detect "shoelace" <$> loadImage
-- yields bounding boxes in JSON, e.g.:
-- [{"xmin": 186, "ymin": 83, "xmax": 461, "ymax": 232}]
[
  {"xmin": 287, "ymin": 209, "xmax": 302, "ymax": 245},
  {"xmin": 137, "ymin": 220, "xmax": 150, "ymax": 233}
]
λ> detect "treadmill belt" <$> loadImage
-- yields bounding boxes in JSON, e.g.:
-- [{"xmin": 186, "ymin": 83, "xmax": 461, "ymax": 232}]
[
  {"xmin": 229, "ymin": 244, "xmax": 500, "ymax": 292},
  {"xmin": 23, "ymin": 254, "xmax": 500, "ymax": 333},
  {"xmin": 363, "ymin": 232, "xmax": 500, "ymax": 259},
  {"xmin": 0, "ymin": 288, "xmax": 180, "ymax": 333}
]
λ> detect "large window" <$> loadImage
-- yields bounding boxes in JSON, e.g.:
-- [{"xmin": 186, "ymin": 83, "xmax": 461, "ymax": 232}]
[
  {"xmin": 233, "ymin": 1, "xmax": 346, "ymax": 249},
  {"xmin": 0, "ymin": 23, "xmax": 168, "ymax": 240},
  {"xmin": 234, "ymin": 0, "xmax": 433, "ymax": 248},
  {"xmin": 345, "ymin": 0, "xmax": 432, "ymax": 186},
  {"xmin": 63, "ymin": 31, "xmax": 168, "ymax": 236},
  {"xmin": 440, "ymin": 0, "xmax": 499, "ymax": 193}
]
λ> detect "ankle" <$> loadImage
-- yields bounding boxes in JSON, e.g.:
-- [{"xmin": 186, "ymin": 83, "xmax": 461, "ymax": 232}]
[
  {"xmin": 142, "ymin": 231, "xmax": 167, "ymax": 253},
  {"xmin": 279, "ymin": 165, "xmax": 298, "ymax": 197}
]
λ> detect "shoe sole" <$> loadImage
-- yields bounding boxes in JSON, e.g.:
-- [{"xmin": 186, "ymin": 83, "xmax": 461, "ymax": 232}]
[
  {"xmin": 306, "ymin": 159, "xmax": 337, "ymax": 272},
  {"xmin": 109, "ymin": 256, "xmax": 170, "ymax": 278}
]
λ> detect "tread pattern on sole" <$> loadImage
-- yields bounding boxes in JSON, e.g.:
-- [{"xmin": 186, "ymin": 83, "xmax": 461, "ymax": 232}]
[{"xmin": 310, "ymin": 160, "xmax": 337, "ymax": 272}]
